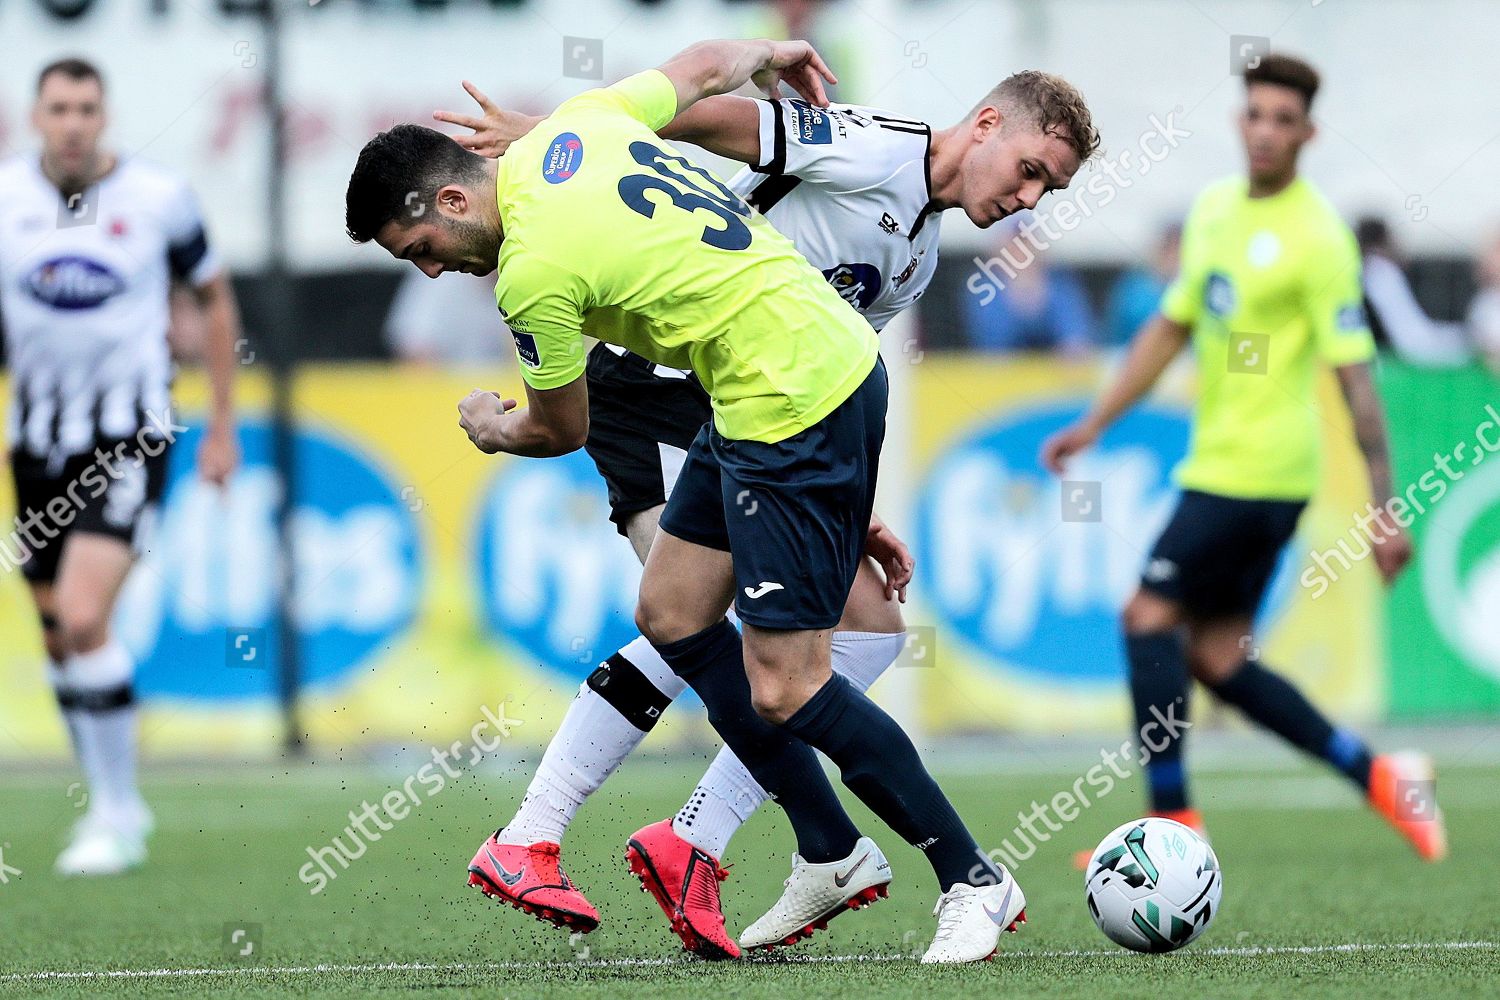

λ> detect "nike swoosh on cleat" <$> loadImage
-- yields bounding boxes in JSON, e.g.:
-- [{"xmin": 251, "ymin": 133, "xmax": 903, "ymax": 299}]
[
  {"xmin": 833, "ymin": 853, "xmax": 869, "ymax": 889},
  {"xmin": 982, "ymin": 883, "xmax": 1014, "ymax": 925},
  {"xmin": 486, "ymin": 848, "xmax": 525, "ymax": 887}
]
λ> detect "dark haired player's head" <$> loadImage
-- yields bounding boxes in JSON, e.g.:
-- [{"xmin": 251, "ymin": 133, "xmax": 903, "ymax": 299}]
[
  {"xmin": 1239, "ymin": 54, "xmax": 1319, "ymax": 191},
  {"xmin": 345, "ymin": 124, "xmax": 502, "ymax": 277},
  {"xmin": 942, "ymin": 70, "xmax": 1100, "ymax": 228},
  {"xmin": 33, "ymin": 57, "xmax": 108, "ymax": 189}
]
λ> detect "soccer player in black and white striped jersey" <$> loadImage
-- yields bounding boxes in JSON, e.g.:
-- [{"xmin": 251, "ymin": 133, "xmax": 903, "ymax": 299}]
[{"xmin": 0, "ymin": 58, "xmax": 243, "ymax": 875}]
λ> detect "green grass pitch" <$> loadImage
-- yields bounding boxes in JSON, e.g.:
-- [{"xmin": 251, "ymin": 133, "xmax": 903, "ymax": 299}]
[{"xmin": 0, "ymin": 755, "xmax": 1495, "ymax": 998}]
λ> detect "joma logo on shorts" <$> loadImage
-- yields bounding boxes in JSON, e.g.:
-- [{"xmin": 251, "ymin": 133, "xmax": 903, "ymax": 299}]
[{"xmin": 743, "ymin": 582, "xmax": 785, "ymax": 599}]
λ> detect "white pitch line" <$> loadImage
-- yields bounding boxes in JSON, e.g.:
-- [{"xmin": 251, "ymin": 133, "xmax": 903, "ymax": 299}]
[{"xmin": 3, "ymin": 940, "xmax": 1496, "ymax": 982}]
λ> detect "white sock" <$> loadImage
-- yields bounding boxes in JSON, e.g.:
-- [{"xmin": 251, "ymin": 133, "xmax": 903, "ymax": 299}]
[
  {"xmin": 674, "ymin": 748, "xmax": 763, "ymax": 859},
  {"xmin": 829, "ymin": 630, "xmax": 909, "ymax": 693},
  {"xmin": 49, "ymin": 660, "xmax": 94, "ymax": 803},
  {"xmin": 60, "ymin": 641, "xmax": 144, "ymax": 831},
  {"xmin": 499, "ymin": 636, "xmax": 686, "ymax": 846},
  {"xmin": 672, "ymin": 629, "xmax": 907, "ymax": 858}
]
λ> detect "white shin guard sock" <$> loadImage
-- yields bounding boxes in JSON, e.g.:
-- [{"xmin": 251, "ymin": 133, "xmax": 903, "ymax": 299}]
[
  {"xmin": 59, "ymin": 641, "xmax": 143, "ymax": 829},
  {"xmin": 674, "ymin": 748, "xmax": 764, "ymax": 860},
  {"xmin": 830, "ymin": 630, "xmax": 909, "ymax": 693},
  {"xmin": 499, "ymin": 636, "xmax": 687, "ymax": 846},
  {"xmin": 672, "ymin": 629, "xmax": 908, "ymax": 859},
  {"xmin": 48, "ymin": 660, "xmax": 93, "ymax": 801}
]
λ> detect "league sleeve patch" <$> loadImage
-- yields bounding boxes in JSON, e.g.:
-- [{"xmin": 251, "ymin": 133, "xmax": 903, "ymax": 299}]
[
  {"xmin": 787, "ymin": 101, "xmax": 833, "ymax": 145},
  {"xmin": 542, "ymin": 132, "xmax": 584, "ymax": 184},
  {"xmin": 1336, "ymin": 303, "xmax": 1368, "ymax": 332},
  {"xmin": 1204, "ymin": 271, "xmax": 1236, "ymax": 317},
  {"xmin": 512, "ymin": 330, "xmax": 542, "ymax": 369}
]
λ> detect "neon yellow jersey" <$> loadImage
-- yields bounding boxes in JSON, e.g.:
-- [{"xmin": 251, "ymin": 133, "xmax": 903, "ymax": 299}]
[
  {"xmin": 1159, "ymin": 176, "xmax": 1375, "ymax": 500},
  {"xmin": 492, "ymin": 70, "xmax": 878, "ymax": 444}
]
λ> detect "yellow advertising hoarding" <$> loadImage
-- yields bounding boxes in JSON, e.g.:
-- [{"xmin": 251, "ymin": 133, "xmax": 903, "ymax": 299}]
[
  {"xmin": 904, "ymin": 355, "xmax": 1382, "ymax": 733},
  {"xmin": 0, "ymin": 358, "xmax": 1383, "ymax": 755},
  {"xmin": 0, "ymin": 367, "xmax": 712, "ymax": 755}
]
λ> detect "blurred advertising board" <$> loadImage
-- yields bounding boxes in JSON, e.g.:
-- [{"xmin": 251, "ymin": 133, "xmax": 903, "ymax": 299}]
[
  {"xmin": 1379, "ymin": 363, "xmax": 1500, "ymax": 718},
  {"xmin": 4, "ymin": 358, "xmax": 1493, "ymax": 755},
  {"xmin": 903, "ymin": 355, "xmax": 1384, "ymax": 734}
]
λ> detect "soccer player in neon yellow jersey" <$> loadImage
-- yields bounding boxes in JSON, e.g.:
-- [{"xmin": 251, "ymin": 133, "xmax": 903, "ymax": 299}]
[
  {"xmin": 1044, "ymin": 54, "xmax": 1446, "ymax": 862},
  {"xmin": 426, "ymin": 68, "xmax": 1093, "ymax": 958},
  {"xmin": 344, "ymin": 39, "xmax": 1047, "ymax": 962}
]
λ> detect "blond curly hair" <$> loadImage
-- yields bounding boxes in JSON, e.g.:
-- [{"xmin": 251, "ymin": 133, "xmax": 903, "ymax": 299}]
[{"xmin": 970, "ymin": 71, "xmax": 1101, "ymax": 165}]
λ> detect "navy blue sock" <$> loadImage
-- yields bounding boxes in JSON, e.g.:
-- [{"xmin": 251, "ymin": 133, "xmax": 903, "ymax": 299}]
[
  {"xmin": 652, "ymin": 620, "xmax": 860, "ymax": 863},
  {"xmin": 1126, "ymin": 630, "xmax": 1192, "ymax": 812},
  {"xmin": 1209, "ymin": 659, "xmax": 1374, "ymax": 790},
  {"xmin": 784, "ymin": 673, "xmax": 1000, "ymax": 891}
]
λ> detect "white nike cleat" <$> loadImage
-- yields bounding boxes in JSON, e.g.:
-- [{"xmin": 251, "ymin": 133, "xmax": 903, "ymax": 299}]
[
  {"xmin": 921, "ymin": 870, "xmax": 1028, "ymax": 964},
  {"xmin": 54, "ymin": 824, "xmax": 147, "ymax": 877},
  {"xmin": 739, "ymin": 836, "xmax": 891, "ymax": 951}
]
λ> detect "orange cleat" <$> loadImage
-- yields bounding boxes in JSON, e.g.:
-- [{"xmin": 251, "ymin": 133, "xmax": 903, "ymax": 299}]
[
  {"xmin": 1154, "ymin": 808, "xmax": 1208, "ymax": 837},
  {"xmin": 1074, "ymin": 809, "xmax": 1207, "ymax": 870},
  {"xmin": 626, "ymin": 819, "xmax": 741, "ymax": 960},
  {"xmin": 467, "ymin": 835, "xmax": 601, "ymax": 932},
  {"xmin": 1368, "ymin": 753, "xmax": 1448, "ymax": 861}
]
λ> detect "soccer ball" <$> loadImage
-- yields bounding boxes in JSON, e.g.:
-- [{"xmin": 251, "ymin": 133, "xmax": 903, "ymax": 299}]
[{"xmin": 1083, "ymin": 817, "xmax": 1222, "ymax": 953}]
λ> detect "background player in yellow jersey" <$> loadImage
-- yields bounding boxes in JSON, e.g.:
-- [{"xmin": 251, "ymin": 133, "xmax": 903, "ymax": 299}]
[
  {"xmin": 1043, "ymin": 54, "xmax": 1446, "ymax": 862},
  {"xmin": 344, "ymin": 38, "xmax": 1046, "ymax": 962}
]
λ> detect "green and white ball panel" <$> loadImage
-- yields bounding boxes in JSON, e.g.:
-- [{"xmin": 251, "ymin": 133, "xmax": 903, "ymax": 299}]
[{"xmin": 1083, "ymin": 817, "xmax": 1223, "ymax": 953}]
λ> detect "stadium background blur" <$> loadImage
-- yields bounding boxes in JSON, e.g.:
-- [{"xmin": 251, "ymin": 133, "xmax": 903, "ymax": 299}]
[{"xmin": 1, "ymin": 0, "xmax": 1497, "ymax": 761}]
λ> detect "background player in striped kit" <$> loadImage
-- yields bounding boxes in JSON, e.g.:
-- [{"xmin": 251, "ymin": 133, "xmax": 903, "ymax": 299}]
[{"xmin": 0, "ymin": 58, "xmax": 243, "ymax": 876}]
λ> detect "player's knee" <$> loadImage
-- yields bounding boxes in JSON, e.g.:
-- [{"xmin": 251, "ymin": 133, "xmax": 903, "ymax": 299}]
[
  {"xmin": 633, "ymin": 596, "xmax": 691, "ymax": 647},
  {"xmin": 750, "ymin": 696, "xmax": 793, "ymax": 726},
  {"xmin": 747, "ymin": 680, "xmax": 800, "ymax": 726},
  {"xmin": 1187, "ymin": 642, "xmax": 1242, "ymax": 686},
  {"xmin": 55, "ymin": 604, "xmax": 110, "ymax": 656},
  {"xmin": 35, "ymin": 611, "xmax": 67, "ymax": 662},
  {"xmin": 1121, "ymin": 591, "xmax": 1181, "ymax": 635},
  {"xmin": 633, "ymin": 601, "xmax": 664, "ymax": 644},
  {"xmin": 1189, "ymin": 657, "xmax": 1236, "ymax": 687},
  {"xmin": 42, "ymin": 632, "xmax": 69, "ymax": 664},
  {"xmin": 743, "ymin": 652, "xmax": 821, "ymax": 725}
]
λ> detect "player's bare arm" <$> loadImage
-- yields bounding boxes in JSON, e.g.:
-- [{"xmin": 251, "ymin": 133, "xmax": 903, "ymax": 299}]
[
  {"xmin": 189, "ymin": 271, "xmax": 243, "ymax": 486},
  {"xmin": 435, "ymin": 37, "xmax": 828, "ymax": 158},
  {"xmin": 439, "ymin": 87, "xmax": 762, "ymax": 166},
  {"xmin": 656, "ymin": 96, "xmax": 762, "ymax": 162},
  {"xmin": 657, "ymin": 38, "xmax": 835, "ymax": 112},
  {"xmin": 1041, "ymin": 312, "xmax": 1191, "ymax": 473},
  {"xmin": 458, "ymin": 376, "xmax": 589, "ymax": 458},
  {"xmin": 1335, "ymin": 361, "xmax": 1413, "ymax": 583}
]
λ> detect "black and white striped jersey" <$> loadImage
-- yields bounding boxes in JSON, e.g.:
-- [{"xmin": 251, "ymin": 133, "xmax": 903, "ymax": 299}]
[
  {"xmin": 728, "ymin": 98, "xmax": 941, "ymax": 334},
  {"xmin": 0, "ymin": 154, "xmax": 220, "ymax": 466}
]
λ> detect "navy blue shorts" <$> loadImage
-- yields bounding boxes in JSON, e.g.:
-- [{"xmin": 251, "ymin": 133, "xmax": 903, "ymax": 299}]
[
  {"xmin": 658, "ymin": 358, "xmax": 887, "ymax": 631},
  {"xmin": 1139, "ymin": 489, "xmax": 1306, "ymax": 619}
]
